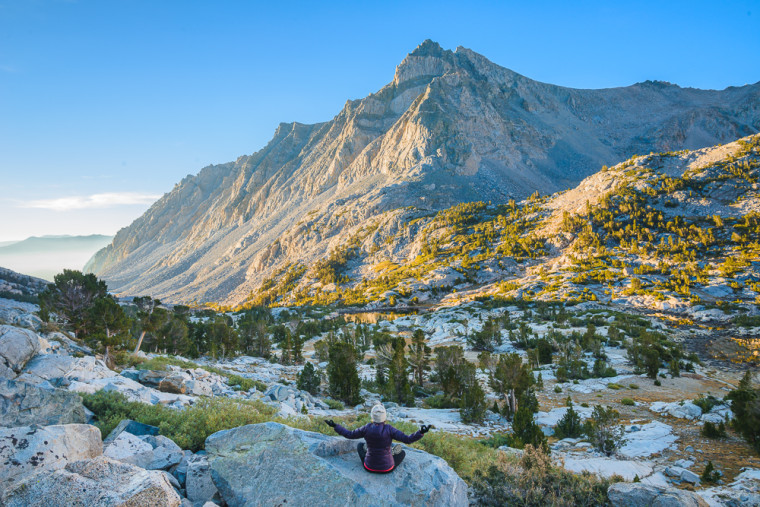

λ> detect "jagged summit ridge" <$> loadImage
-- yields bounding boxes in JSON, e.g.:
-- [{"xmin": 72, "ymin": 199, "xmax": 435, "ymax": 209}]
[{"xmin": 86, "ymin": 41, "xmax": 760, "ymax": 305}]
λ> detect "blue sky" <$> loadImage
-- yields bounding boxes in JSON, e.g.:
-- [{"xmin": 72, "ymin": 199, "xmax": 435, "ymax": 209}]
[{"xmin": 0, "ymin": 0, "xmax": 758, "ymax": 242}]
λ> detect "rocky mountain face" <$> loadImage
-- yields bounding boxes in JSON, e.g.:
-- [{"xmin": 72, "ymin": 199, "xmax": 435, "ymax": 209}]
[{"xmin": 86, "ymin": 40, "xmax": 760, "ymax": 305}]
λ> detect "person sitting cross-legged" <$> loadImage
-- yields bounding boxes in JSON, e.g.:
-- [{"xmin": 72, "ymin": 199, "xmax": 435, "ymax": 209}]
[{"xmin": 325, "ymin": 404, "xmax": 431, "ymax": 473}]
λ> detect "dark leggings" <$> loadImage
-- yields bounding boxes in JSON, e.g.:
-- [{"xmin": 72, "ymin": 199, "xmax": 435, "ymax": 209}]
[{"xmin": 357, "ymin": 442, "xmax": 405, "ymax": 473}]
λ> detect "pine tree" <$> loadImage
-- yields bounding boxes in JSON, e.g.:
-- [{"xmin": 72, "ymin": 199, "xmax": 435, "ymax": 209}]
[
  {"xmin": 434, "ymin": 346, "xmax": 466, "ymax": 400},
  {"xmin": 386, "ymin": 337, "xmax": 413, "ymax": 405},
  {"xmin": 408, "ymin": 329, "xmax": 431, "ymax": 386},
  {"xmin": 460, "ymin": 362, "xmax": 487, "ymax": 423},
  {"xmin": 554, "ymin": 402, "xmax": 583, "ymax": 439},
  {"xmin": 38, "ymin": 269, "xmax": 108, "ymax": 337},
  {"xmin": 489, "ymin": 353, "xmax": 533, "ymax": 420},
  {"xmin": 727, "ymin": 371, "xmax": 760, "ymax": 452},
  {"xmin": 239, "ymin": 316, "xmax": 271, "ymax": 359},
  {"xmin": 585, "ymin": 405, "xmax": 625, "ymax": 456},
  {"xmin": 327, "ymin": 342, "xmax": 362, "ymax": 405},
  {"xmin": 701, "ymin": 461, "xmax": 720, "ymax": 484},
  {"xmin": 280, "ymin": 331, "xmax": 292, "ymax": 365},
  {"xmin": 511, "ymin": 404, "xmax": 547, "ymax": 451},
  {"xmin": 297, "ymin": 361, "xmax": 321, "ymax": 394},
  {"xmin": 291, "ymin": 332, "xmax": 304, "ymax": 364},
  {"xmin": 131, "ymin": 295, "xmax": 163, "ymax": 354},
  {"xmin": 88, "ymin": 296, "xmax": 130, "ymax": 368}
]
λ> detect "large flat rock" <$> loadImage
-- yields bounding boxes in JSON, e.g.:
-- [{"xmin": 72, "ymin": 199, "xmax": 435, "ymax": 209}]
[
  {"xmin": 205, "ymin": 422, "xmax": 468, "ymax": 507},
  {"xmin": 0, "ymin": 379, "xmax": 86, "ymax": 428},
  {"xmin": 17, "ymin": 354, "xmax": 115, "ymax": 385},
  {"xmin": 608, "ymin": 482, "xmax": 708, "ymax": 506},
  {"xmin": 0, "ymin": 423, "xmax": 102, "ymax": 494},
  {"xmin": 2, "ymin": 455, "xmax": 181, "ymax": 507}
]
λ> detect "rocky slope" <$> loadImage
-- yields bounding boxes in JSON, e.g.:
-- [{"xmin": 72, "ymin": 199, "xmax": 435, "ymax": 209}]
[
  {"xmin": 0, "ymin": 266, "xmax": 47, "ymax": 301},
  {"xmin": 87, "ymin": 40, "xmax": 760, "ymax": 305},
  {"xmin": 1, "ymin": 295, "xmax": 759, "ymax": 505},
  {"xmin": 214, "ymin": 133, "xmax": 760, "ymax": 316}
]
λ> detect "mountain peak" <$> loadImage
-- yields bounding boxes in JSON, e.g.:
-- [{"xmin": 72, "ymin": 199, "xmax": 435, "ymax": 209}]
[
  {"xmin": 394, "ymin": 41, "xmax": 452, "ymax": 86},
  {"xmin": 86, "ymin": 44, "xmax": 760, "ymax": 305},
  {"xmin": 409, "ymin": 39, "xmax": 445, "ymax": 57}
]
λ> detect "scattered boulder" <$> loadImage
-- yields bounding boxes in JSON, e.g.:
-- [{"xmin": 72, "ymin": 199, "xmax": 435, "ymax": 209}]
[
  {"xmin": 698, "ymin": 468, "xmax": 760, "ymax": 506},
  {"xmin": 205, "ymin": 422, "xmax": 467, "ymax": 507},
  {"xmin": 0, "ymin": 423, "xmax": 102, "ymax": 493},
  {"xmin": 42, "ymin": 332, "xmax": 93, "ymax": 356},
  {"xmin": 0, "ymin": 379, "xmax": 86, "ymax": 428},
  {"xmin": 608, "ymin": 482, "xmax": 708, "ymax": 506},
  {"xmin": 263, "ymin": 383, "xmax": 329, "ymax": 412},
  {"xmin": 0, "ymin": 325, "xmax": 40, "ymax": 376},
  {"xmin": 497, "ymin": 445, "xmax": 524, "ymax": 458},
  {"xmin": 68, "ymin": 375, "xmax": 194, "ymax": 407},
  {"xmin": 186, "ymin": 453, "xmax": 220, "ymax": 505},
  {"xmin": 138, "ymin": 370, "xmax": 188, "ymax": 394},
  {"xmin": 2, "ymin": 455, "xmax": 181, "ymax": 507},
  {"xmin": 104, "ymin": 431, "xmax": 183, "ymax": 470},
  {"xmin": 104, "ymin": 418, "xmax": 160, "ymax": 444},
  {"xmin": 0, "ymin": 307, "xmax": 42, "ymax": 331},
  {"xmin": 666, "ymin": 465, "xmax": 700, "ymax": 485},
  {"xmin": 16, "ymin": 354, "xmax": 115, "ymax": 385},
  {"xmin": 170, "ymin": 450, "xmax": 194, "ymax": 487}
]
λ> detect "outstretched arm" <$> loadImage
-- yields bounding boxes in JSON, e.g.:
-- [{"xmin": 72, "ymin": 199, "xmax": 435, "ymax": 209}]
[
  {"xmin": 389, "ymin": 425, "xmax": 424, "ymax": 444},
  {"xmin": 332, "ymin": 422, "xmax": 368, "ymax": 439}
]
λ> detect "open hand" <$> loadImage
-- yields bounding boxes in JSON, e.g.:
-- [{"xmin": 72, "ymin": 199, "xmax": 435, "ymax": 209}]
[
  {"xmin": 324, "ymin": 419, "xmax": 336, "ymax": 428},
  {"xmin": 420, "ymin": 424, "xmax": 432, "ymax": 434}
]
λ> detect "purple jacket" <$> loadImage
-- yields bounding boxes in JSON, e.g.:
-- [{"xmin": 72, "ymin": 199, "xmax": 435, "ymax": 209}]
[{"xmin": 333, "ymin": 422, "xmax": 423, "ymax": 472}]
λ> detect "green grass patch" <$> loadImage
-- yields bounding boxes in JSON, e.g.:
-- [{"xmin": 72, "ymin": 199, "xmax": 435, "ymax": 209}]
[
  {"xmin": 324, "ymin": 398, "xmax": 345, "ymax": 410},
  {"xmin": 127, "ymin": 356, "xmax": 200, "ymax": 371},
  {"xmin": 81, "ymin": 390, "xmax": 277, "ymax": 451},
  {"xmin": 226, "ymin": 374, "xmax": 267, "ymax": 392}
]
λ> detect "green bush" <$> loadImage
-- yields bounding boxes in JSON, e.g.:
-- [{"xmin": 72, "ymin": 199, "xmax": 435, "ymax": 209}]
[
  {"xmin": 701, "ymin": 461, "xmax": 721, "ymax": 484},
  {"xmin": 478, "ymin": 433, "xmax": 513, "ymax": 449},
  {"xmin": 324, "ymin": 398, "xmax": 345, "ymax": 410},
  {"xmin": 81, "ymin": 390, "xmax": 276, "ymax": 451},
  {"xmin": 424, "ymin": 393, "xmax": 458, "ymax": 409},
  {"xmin": 227, "ymin": 374, "xmax": 267, "ymax": 392},
  {"xmin": 585, "ymin": 406, "xmax": 625, "ymax": 456},
  {"xmin": 297, "ymin": 362, "xmax": 321, "ymax": 395},
  {"xmin": 693, "ymin": 395, "xmax": 721, "ymax": 414},
  {"xmin": 727, "ymin": 371, "xmax": 760, "ymax": 453},
  {"xmin": 620, "ymin": 398, "xmax": 635, "ymax": 406},
  {"xmin": 471, "ymin": 445, "xmax": 620, "ymax": 506},
  {"xmin": 701, "ymin": 421, "xmax": 727, "ymax": 439},
  {"xmin": 129, "ymin": 356, "xmax": 200, "ymax": 371},
  {"xmin": 554, "ymin": 404, "xmax": 584, "ymax": 439}
]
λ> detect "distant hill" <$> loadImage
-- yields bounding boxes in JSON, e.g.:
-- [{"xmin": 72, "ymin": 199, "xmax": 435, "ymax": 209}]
[{"xmin": 0, "ymin": 234, "xmax": 113, "ymax": 281}]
